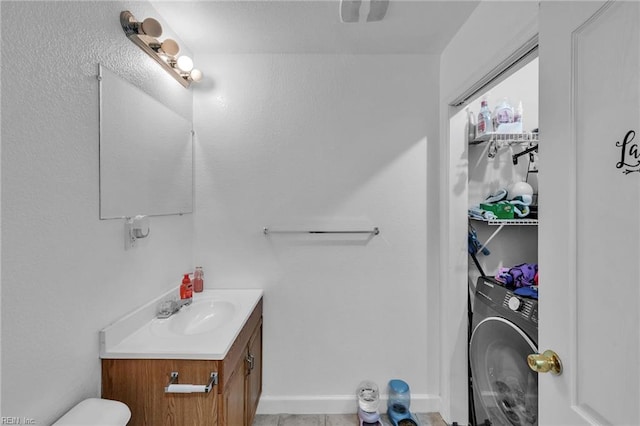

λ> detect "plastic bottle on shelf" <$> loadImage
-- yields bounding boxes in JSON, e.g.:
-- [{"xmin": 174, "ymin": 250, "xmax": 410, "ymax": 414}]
[
  {"xmin": 193, "ymin": 266, "xmax": 204, "ymax": 293},
  {"xmin": 514, "ymin": 100, "xmax": 523, "ymax": 123},
  {"xmin": 467, "ymin": 108, "xmax": 476, "ymax": 142},
  {"xmin": 514, "ymin": 100, "xmax": 524, "ymax": 133},
  {"xmin": 494, "ymin": 98, "xmax": 515, "ymax": 127},
  {"xmin": 477, "ymin": 97, "xmax": 493, "ymax": 137}
]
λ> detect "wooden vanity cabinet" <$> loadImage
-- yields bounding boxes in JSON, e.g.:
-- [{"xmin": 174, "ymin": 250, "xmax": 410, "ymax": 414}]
[
  {"xmin": 245, "ymin": 319, "xmax": 262, "ymax": 426},
  {"xmin": 102, "ymin": 298, "xmax": 262, "ymax": 426},
  {"xmin": 219, "ymin": 301, "xmax": 263, "ymax": 426}
]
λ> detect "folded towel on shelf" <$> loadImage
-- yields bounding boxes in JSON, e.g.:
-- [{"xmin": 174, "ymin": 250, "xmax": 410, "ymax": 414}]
[
  {"xmin": 468, "ymin": 206, "xmax": 497, "ymax": 221},
  {"xmin": 510, "ymin": 200, "xmax": 530, "ymax": 217},
  {"xmin": 474, "ymin": 189, "xmax": 534, "ymax": 219},
  {"xmin": 485, "ymin": 188, "xmax": 508, "ymax": 203}
]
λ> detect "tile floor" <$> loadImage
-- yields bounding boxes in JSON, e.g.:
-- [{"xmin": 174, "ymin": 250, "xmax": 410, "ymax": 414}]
[{"xmin": 253, "ymin": 412, "xmax": 447, "ymax": 426}]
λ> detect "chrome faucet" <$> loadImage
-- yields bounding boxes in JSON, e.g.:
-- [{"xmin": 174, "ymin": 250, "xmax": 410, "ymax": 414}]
[
  {"xmin": 157, "ymin": 299, "xmax": 178, "ymax": 319},
  {"xmin": 156, "ymin": 297, "xmax": 191, "ymax": 319}
]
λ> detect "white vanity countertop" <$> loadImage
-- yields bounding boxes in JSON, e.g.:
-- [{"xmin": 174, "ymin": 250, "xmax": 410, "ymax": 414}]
[{"xmin": 100, "ymin": 288, "xmax": 263, "ymax": 360}]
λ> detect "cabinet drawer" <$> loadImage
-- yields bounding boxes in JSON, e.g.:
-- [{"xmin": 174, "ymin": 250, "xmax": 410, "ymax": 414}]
[{"xmin": 102, "ymin": 359, "xmax": 219, "ymax": 426}]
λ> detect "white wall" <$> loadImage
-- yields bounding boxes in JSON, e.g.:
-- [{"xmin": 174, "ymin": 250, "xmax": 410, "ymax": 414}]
[
  {"xmin": 193, "ymin": 53, "xmax": 441, "ymax": 413},
  {"xmin": 438, "ymin": 2, "xmax": 539, "ymax": 423},
  {"xmin": 1, "ymin": 2, "xmax": 193, "ymax": 423}
]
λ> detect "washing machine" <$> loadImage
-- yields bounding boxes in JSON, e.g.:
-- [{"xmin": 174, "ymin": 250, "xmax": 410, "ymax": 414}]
[{"xmin": 470, "ymin": 276, "xmax": 538, "ymax": 426}]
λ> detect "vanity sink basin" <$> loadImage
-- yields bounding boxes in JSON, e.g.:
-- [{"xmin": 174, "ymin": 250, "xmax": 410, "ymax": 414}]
[
  {"xmin": 100, "ymin": 288, "xmax": 263, "ymax": 360},
  {"xmin": 151, "ymin": 300, "xmax": 236, "ymax": 337}
]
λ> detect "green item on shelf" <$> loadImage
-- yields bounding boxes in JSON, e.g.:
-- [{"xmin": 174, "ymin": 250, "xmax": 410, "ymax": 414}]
[{"xmin": 480, "ymin": 202, "xmax": 514, "ymax": 219}]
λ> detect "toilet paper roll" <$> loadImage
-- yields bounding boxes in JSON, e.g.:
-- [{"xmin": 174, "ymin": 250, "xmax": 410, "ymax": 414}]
[{"xmin": 165, "ymin": 384, "xmax": 207, "ymax": 393}]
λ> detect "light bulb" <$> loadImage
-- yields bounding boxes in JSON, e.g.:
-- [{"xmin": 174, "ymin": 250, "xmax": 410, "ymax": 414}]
[
  {"xmin": 176, "ymin": 55, "xmax": 194, "ymax": 72},
  {"xmin": 161, "ymin": 39, "xmax": 179, "ymax": 56},
  {"xmin": 190, "ymin": 69, "xmax": 203, "ymax": 82},
  {"xmin": 140, "ymin": 17, "xmax": 162, "ymax": 37}
]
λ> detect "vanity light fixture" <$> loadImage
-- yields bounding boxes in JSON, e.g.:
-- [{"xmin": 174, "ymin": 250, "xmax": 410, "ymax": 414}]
[{"xmin": 120, "ymin": 11, "xmax": 203, "ymax": 88}]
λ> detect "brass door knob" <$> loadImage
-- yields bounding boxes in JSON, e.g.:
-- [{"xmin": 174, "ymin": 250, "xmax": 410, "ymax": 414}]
[{"xmin": 527, "ymin": 350, "xmax": 563, "ymax": 375}]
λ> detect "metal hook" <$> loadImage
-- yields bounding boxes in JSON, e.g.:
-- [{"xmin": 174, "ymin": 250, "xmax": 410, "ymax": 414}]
[
  {"xmin": 488, "ymin": 141, "xmax": 498, "ymax": 158},
  {"xmin": 512, "ymin": 144, "xmax": 538, "ymax": 165}
]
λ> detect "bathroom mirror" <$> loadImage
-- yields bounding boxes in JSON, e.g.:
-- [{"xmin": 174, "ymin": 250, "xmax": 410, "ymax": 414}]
[{"xmin": 99, "ymin": 64, "xmax": 193, "ymax": 219}]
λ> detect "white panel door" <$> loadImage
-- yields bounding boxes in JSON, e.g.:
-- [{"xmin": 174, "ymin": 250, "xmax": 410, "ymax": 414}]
[{"xmin": 539, "ymin": 1, "xmax": 640, "ymax": 423}]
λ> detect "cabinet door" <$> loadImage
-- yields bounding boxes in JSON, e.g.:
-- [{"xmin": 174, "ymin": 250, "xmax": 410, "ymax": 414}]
[
  {"xmin": 245, "ymin": 320, "xmax": 263, "ymax": 426},
  {"xmin": 102, "ymin": 359, "xmax": 218, "ymax": 426},
  {"xmin": 221, "ymin": 360, "xmax": 246, "ymax": 426}
]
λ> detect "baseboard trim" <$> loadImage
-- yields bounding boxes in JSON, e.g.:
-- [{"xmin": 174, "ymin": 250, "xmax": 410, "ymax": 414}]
[{"xmin": 256, "ymin": 394, "xmax": 441, "ymax": 415}]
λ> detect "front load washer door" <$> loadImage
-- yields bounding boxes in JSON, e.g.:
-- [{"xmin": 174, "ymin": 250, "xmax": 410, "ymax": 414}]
[{"xmin": 470, "ymin": 317, "xmax": 538, "ymax": 426}]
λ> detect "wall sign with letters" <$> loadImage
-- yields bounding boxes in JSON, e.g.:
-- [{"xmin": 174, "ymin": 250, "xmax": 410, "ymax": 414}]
[{"xmin": 616, "ymin": 130, "xmax": 640, "ymax": 174}]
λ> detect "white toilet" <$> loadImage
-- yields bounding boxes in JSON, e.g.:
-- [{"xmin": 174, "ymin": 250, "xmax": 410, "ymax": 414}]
[{"xmin": 52, "ymin": 398, "xmax": 131, "ymax": 426}]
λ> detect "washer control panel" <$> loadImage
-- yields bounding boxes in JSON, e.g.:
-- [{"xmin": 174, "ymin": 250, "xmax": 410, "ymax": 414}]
[
  {"xmin": 502, "ymin": 293, "xmax": 536, "ymax": 321},
  {"xmin": 476, "ymin": 277, "xmax": 538, "ymax": 326}
]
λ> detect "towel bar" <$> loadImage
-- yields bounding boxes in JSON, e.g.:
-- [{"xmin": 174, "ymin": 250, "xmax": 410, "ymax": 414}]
[
  {"xmin": 164, "ymin": 372, "xmax": 218, "ymax": 393},
  {"xmin": 263, "ymin": 227, "xmax": 379, "ymax": 236}
]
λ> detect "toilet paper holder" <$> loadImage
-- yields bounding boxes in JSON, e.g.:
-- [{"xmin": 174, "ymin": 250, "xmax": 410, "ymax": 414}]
[{"xmin": 165, "ymin": 371, "xmax": 218, "ymax": 394}]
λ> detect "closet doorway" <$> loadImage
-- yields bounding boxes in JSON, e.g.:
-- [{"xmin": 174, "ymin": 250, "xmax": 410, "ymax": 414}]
[{"xmin": 447, "ymin": 51, "xmax": 539, "ymax": 426}]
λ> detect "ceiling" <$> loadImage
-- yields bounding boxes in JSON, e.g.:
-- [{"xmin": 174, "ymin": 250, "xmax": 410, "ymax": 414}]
[{"xmin": 150, "ymin": 0, "xmax": 480, "ymax": 55}]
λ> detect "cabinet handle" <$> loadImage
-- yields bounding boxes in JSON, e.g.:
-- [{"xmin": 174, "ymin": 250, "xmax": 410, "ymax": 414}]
[
  {"xmin": 165, "ymin": 371, "xmax": 218, "ymax": 393},
  {"xmin": 246, "ymin": 353, "xmax": 255, "ymax": 372}
]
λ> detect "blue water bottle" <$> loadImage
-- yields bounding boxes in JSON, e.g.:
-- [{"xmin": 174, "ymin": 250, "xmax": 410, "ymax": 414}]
[{"xmin": 387, "ymin": 379, "xmax": 418, "ymax": 426}]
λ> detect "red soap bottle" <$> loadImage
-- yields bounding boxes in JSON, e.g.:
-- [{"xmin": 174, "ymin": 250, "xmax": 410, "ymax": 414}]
[{"xmin": 180, "ymin": 274, "xmax": 193, "ymax": 299}]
